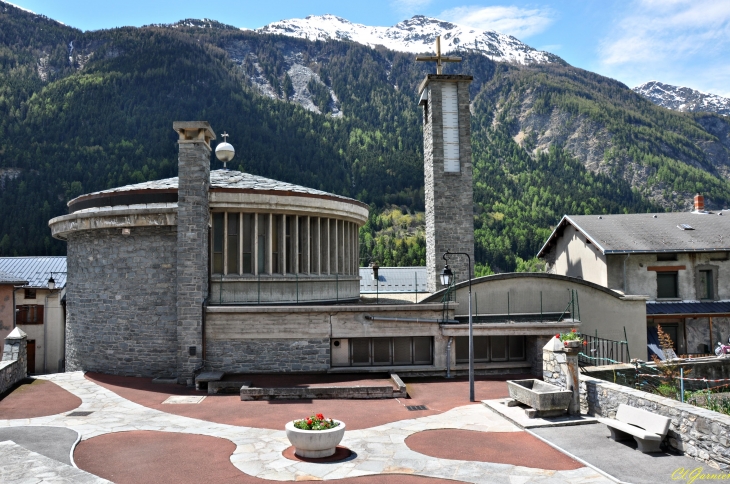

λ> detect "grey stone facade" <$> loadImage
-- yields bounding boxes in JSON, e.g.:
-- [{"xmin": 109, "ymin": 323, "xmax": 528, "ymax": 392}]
[
  {"xmin": 174, "ymin": 122, "xmax": 214, "ymax": 383},
  {"xmin": 420, "ymin": 75, "xmax": 474, "ymax": 292},
  {"xmin": 1, "ymin": 329, "xmax": 27, "ymax": 395},
  {"xmin": 205, "ymin": 338, "xmax": 330, "ymax": 373},
  {"xmin": 65, "ymin": 226, "xmax": 178, "ymax": 376}
]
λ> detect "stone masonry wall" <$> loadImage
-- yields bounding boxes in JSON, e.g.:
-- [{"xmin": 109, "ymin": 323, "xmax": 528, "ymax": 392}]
[
  {"xmin": 581, "ymin": 374, "xmax": 730, "ymax": 469},
  {"xmin": 206, "ymin": 338, "xmax": 330, "ymax": 373},
  {"xmin": 176, "ymin": 134, "xmax": 210, "ymax": 383},
  {"xmin": 0, "ymin": 333, "xmax": 26, "ymax": 395},
  {"xmin": 423, "ymin": 76, "xmax": 474, "ymax": 292},
  {"xmin": 65, "ymin": 226, "xmax": 178, "ymax": 377}
]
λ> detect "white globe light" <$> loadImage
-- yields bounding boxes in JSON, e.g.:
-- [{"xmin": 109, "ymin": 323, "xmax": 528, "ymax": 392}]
[{"xmin": 215, "ymin": 141, "xmax": 235, "ymax": 162}]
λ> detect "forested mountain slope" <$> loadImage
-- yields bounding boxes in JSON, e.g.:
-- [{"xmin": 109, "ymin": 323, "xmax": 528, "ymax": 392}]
[{"xmin": 1, "ymin": 2, "xmax": 729, "ymax": 273}]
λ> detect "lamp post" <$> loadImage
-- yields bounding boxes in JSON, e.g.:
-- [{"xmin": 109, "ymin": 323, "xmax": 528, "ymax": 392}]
[
  {"xmin": 441, "ymin": 250, "xmax": 474, "ymax": 402},
  {"xmin": 371, "ymin": 262, "xmax": 380, "ymax": 304}
]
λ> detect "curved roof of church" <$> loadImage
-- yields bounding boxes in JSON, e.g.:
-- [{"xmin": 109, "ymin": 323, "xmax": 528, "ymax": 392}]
[{"xmin": 68, "ymin": 169, "xmax": 365, "ymax": 212}]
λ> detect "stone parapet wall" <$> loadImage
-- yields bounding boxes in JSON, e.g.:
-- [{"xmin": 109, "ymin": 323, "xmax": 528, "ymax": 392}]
[
  {"xmin": 65, "ymin": 226, "xmax": 178, "ymax": 377},
  {"xmin": 1, "ymin": 332, "xmax": 26, "ymax": 395},
  {"xmin": 543, "ymin": 346, "xmax": 568, "ymax": 388},
  {"xmin": 206, "ymin": 338, "xmax": 329, "ymax": 373},
  {"xmin": 581, "ymin": 374, "xmax": 730, "ymax": 469}
]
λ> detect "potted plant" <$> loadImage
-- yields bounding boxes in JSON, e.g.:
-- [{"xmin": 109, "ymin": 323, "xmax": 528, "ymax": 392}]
[
  {"xmin": 557, "ymin": 328, "xmax": 583, "ymax": 348},
  {"xmin": 285, "ymin": 413, "xmax": 346, "ymax": 458}
]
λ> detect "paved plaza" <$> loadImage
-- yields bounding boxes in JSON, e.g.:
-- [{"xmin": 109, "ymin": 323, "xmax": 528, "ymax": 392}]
[{"xmin": 0, "ymin": 372, "xmax": 708, "ymax": 483}]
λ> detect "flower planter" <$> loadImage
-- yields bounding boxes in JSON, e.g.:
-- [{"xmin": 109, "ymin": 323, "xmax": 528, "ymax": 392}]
[
  {"xmin": 285, "ymin": 420, "xmax": 346, "ymax": 458},
  {"xmin": 563, "ymin": 340, "xmax": 581, "ymax": 348}
]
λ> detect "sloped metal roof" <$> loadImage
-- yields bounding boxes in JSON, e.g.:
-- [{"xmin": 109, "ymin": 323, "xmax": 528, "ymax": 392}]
[
  {"xmin": 538, "ymin": 212, "xmax": 730, "ymax": 257},
  {"xmin": 0, "ymin": 269, "xmax": 27, "ymax": 285},
  {"xmin": 646, "ymin": 301, "xmax": 730, "ymax": 316},
  {"xmin": 0, "ymin": 257, "xmax": 67, "ymax": 289},
  {"xmin": 359, "ymin": 266, "xmax": 427, "ymax": 293}
]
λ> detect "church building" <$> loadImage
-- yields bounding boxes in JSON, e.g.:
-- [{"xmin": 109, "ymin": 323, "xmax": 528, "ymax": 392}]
[{"xmin": 48, "ymin": 51, "xmax": 583, "ymax": 384}]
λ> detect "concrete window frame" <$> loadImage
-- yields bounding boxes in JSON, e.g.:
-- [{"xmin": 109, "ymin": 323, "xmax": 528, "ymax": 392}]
[{"xmin": 695, "ymin": 264, "xmax": 719, "ymax": 301}]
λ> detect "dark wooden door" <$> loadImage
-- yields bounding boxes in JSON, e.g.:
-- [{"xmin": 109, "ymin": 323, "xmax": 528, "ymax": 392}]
[{"xmin": 27, "ymin": 339, "xmax": 35, "ymax": 374}]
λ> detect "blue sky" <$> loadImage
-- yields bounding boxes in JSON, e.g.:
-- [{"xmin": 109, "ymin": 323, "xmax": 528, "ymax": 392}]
[{"xmin": 8, "ymin": 0, "xmax": 730, "ymax": 97}]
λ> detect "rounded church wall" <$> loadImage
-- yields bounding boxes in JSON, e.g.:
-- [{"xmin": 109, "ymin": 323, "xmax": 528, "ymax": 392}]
[{"xmin": 65, "ymin": 226, "xmax": 178, "ymax": 377}]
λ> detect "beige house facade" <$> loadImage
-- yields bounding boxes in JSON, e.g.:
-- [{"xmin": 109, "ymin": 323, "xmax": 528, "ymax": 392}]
[
  {"xmin": 0, "ymin": 257, "xmax": 67, "ymax": 374},
  {"xmin": 538, "ymin": 203, "xmax": 730, "ymax": 358}
]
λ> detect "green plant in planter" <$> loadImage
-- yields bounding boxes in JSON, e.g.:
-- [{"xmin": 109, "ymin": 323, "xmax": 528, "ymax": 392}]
[
  {"xmin": 293, "ymin": 413, "xmax": 340, "ymax": 431},
  {"xmin": 557, "ymin": 328, "xmax": 583, "ymax": 343}
]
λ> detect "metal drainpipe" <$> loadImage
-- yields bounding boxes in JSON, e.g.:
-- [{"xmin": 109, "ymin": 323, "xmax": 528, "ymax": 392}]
[
  {"xmin": 446, "ymin": 339, "xmax": 451, "ymax": 377},
  {"xmin": 44, "ymin": 291, "xmax": 50, "ymax": 373},
  {"xmin": 623, "ymin": 253, "xmax": 630, "ymax": 295}
]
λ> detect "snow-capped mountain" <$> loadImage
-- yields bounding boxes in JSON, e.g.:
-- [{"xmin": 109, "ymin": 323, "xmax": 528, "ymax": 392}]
[
  {"xmin": 633, "ymin": 81, "xmax": 730, "ymax": 116},
  {"xmin": 256, "ymin": 14, "xmax": 562, "ymax": 65}
]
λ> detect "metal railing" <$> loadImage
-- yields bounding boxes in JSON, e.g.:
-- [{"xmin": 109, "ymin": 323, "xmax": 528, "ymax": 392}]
[{"xmin": 579, "ymin": 333, "xmax": 631, "ymax": 366}]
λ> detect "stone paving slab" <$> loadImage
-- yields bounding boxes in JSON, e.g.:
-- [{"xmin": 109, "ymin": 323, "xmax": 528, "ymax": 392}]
[
  {"xmin": 162, "ymin": 395, "xmax": 206, "ymax": 404},
  {"xmin": 0, "ymin": 440, "xmax": 110, "ymax": 483},
  {"xmin": 483, "ymin": 398, "xmax": 599, "ymax": 429},
  {"xmin": 0, "ymin": 372, "xmax": 615, "ymax": 483}
]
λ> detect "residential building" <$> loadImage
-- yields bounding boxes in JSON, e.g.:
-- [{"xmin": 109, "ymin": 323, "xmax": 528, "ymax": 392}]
[
  {"xmin": 538, "ymin": 198, "xmax": 730, "ymax": 357},
  {"xmin": 0, "ymin": 257, "xmax": 67, "ymax": 373},
  {"xmin": 0, "ymin": 270, "xmax": 27, "ymax": 341}
]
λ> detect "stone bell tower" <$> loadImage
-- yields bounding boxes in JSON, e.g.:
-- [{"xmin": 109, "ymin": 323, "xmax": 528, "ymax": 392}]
[{"xmin": 417, "ymin": 38, "xmax": 474, "ymax": 292}]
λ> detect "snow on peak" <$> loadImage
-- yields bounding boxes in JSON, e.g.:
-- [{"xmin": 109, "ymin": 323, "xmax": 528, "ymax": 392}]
[
  {"xmin": 633, "ymin": 81, "xmax": 730, "ymax": 116},
  {"xmin": 256, "ymin": 14, "xmax": 561, "ymax": 65}
]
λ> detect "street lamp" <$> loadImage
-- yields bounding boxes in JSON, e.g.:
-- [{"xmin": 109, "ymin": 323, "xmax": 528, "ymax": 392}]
[{"xmin": 442, "ymin": 250, "xmax": 474, "ymax": 402}]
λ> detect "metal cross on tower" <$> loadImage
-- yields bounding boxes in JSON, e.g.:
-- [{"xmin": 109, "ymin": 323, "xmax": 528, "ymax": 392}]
[{"xmin": 415, "ymin": 36, "xmax": 462, "ymax": 74}]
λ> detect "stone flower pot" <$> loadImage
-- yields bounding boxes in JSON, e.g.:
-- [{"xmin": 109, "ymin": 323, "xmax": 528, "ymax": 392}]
[
  {"xmin": 285, "ymin": 420, "xmax": 346, "ymax": 458},
  {"xmin": 563, "ymin": 340, "xmax": 581, "ymax": 349}
]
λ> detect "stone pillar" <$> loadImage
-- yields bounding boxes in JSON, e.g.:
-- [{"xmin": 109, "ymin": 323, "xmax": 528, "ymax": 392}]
[
  {"xmin": 419, "ymin": 75, "xmax": 474, "ymax": 292},
  {"xmin": 1, "ymin": 328, "xmax": 27, "ymax": 394},
  {"xmin": 542, "ymin": 336, "xmax": 581, "ymax": 415},
  {"xmin": 174, "ymin": 121, "xmax": 215, "ymax": 384}
]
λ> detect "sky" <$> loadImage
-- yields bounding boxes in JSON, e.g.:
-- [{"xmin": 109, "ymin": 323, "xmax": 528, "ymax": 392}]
[{"xmin": 7, "ymin": 0, "xmax": 730, "ymax": 97}]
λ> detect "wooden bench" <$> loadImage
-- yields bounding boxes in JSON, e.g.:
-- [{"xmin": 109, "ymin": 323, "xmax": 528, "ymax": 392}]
[{"xmin": 597, "ymin": 404, "xmax": 670, "ymax": 453}]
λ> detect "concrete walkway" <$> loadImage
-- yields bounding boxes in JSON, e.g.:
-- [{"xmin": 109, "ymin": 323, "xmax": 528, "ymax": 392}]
[
  {"xmin": 532, "ymin": 424, "xmax": 703, "ymax": 484},
  {"xmin": 0, "ymin": 371, "xmax": 613, "ymax": 483}
]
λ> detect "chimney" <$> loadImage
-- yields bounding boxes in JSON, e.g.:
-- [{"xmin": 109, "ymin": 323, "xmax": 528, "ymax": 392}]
[
  {"xmin": 173, "ymin": 121, "xmax": 215, "ymax": 384},
  {"xmin": 694, "ymin": 194, "xmax": 705, "ymax": 212}
]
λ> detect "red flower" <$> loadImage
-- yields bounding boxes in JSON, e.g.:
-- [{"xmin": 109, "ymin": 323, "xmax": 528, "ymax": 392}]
[
  {"xmin": 316, "ymin": 413, "xmax": 324, "ymax": 420},
  {"xmin": 571, "ymin": 328, "xmax": 577, "ymax": 333},
  {"xmin": 555, "ymin": 334, "xmax": 560, "ymax": 339},
  {"xmin": 307, "ymin": 419, "xmax": 312, "ymax": 425},
  {"xmin": 583, "ymin": 340, "xmax": 588, "ymax": 345}
]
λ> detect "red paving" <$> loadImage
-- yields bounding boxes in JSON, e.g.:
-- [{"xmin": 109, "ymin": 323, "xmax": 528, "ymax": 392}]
[
  {"xmin": 406, "ymin": 429, "xmax": 584, "ymax": 470},
  {"xmin": 86, "ymin": 373, "xmax": 525, "ymax": 431},
  {"xmin": 75, "ymin": 431, "xmax": 465, "ymax": 483},
  {"xmin": 282, "ymin": 445, "xmax": 352, "ymax": 462},
  {"xmin": 0, "ymin": 378, "xmax": 81, "ymax": 419}
]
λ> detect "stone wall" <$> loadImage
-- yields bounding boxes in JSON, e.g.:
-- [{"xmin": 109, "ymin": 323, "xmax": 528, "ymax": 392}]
[
  {"xmin": 1, "ymin": 329, "xmax": 27, "ymax": 395},
  {"xmin": 65, "ymin": 226, "xmax": 178, "ymax": 377},
  {"xmin": 581, "ymin": 374, "xmax": 730, "ymax": 469},
  {"xmin": 205, "ymin": 338, "xmax": 329, "ymax": 373}
]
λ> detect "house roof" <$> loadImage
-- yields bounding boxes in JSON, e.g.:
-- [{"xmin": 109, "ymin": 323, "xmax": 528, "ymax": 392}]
[
  {"xmin": 0, "ymin": 257, "xmax": 67, "ymax": 289},
  {"xmin": 68, "ymin": 169, "xmax": 367, "ymax": 213},
  {"xmin": 359, "ymin": 266, "xmax": 428, "ymax": 293},
  {"xmin": 0, "ymin": 269, "xmax": 27, "ymax": 285},
  {"xmin": 646, "ymin": 301, "xmax": 730, "ymax": 316},
  {"xmin": 537, "ymin": 212, "xmax": 730, "ymax": 257}
]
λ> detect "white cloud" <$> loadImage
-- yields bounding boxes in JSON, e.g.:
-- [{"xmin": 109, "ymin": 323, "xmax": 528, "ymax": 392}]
[
  {"xmin": 598, "ymin": 0, "xmax": 730, "ymax": 95},
  {"xmin": 439, "ymin": 5, "xmax": 554, "ymax": 39}
]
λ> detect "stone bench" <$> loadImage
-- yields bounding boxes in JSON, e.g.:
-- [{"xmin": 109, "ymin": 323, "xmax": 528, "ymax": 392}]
[{"xmin": 598, "ymin": 403, "xmax": 670, "ymax": 453}]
